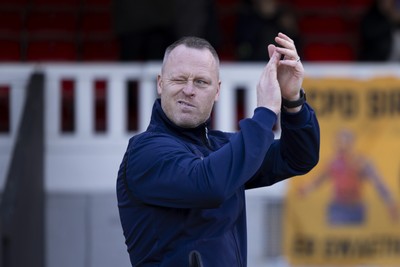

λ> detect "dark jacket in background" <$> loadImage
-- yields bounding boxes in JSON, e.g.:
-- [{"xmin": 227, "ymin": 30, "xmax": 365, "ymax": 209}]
[
  {"xmin": 112, "ymin": 0, "xmax": 220, "ymax": 61},
  {"xmin": 359, "ymin": 2, "xmax": 395, "ymax": 61}
]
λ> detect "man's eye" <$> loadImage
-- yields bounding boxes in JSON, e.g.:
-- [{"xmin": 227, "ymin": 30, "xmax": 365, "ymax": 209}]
[
  {"xmin": 173, "ymin": 79, "xmax": 186, "ymax": 84},
  {"xmin": 195, "ymin": 80, "xmax": 208, "ymax": 87}
]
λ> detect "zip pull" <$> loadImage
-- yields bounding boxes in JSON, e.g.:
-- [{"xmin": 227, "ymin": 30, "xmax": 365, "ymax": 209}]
[
  {"xmin": 204, "ymin": 124, "xmax": 211, "ymax": 148},
  {"xmin": 189, "ymin": 250, "xmax": 204, "ymax": 267}
]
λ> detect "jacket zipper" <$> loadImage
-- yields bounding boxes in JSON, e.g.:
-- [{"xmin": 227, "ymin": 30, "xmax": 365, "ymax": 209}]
[{"xmin": 204, "ymin": 124, "xmax": 212, "ymax": 149}]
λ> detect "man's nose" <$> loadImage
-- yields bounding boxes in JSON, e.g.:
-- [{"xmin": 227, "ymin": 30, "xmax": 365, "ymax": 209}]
[{"xmin": 182, "ymin": 81, "xmax": 195, "ymax": 96}]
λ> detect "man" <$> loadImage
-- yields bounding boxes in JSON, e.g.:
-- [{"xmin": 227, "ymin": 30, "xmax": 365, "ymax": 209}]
[{"xmin": 117, "ymin": 33, "xmax": 320, "ymax": 266}]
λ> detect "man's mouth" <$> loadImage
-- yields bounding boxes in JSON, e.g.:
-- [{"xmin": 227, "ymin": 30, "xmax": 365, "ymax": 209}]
[{"xmin": 178, "ymin": 100, "xmax": 195, "ymax": 108}]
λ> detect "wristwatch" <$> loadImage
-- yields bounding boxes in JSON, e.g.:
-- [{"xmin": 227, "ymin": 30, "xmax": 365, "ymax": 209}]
[{"xmin": 282, "ymin": 89, "xmax": 306, "ymax": 108}]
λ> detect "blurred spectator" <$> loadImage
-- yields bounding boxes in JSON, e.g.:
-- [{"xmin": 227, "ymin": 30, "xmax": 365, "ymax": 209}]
[
  {"xmin": 112, "ymin": 0, "xmax": 174, "ymax": 61},
  {"xmin": 235, "ymin": 0, "xmax": 300, "ymax": 61},
  {"xmin": 389, "ymin": 0, "xmax": 400, "ymax": 60},
  {"xmin": 112, "ymin": 0, "xmax": 220, "ymax": 62},
  {"xmin": 359, "ymin": 0, "xmax": 400, "ymax": 61},
  {"xmin": 173, "ymin": 0, "xmax": 221, "ymax": 51}
]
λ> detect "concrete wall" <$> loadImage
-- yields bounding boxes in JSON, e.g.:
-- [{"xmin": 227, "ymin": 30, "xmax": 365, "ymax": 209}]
[{"xmin": 46, "ymin": 192, "xmax": 130, "ymax": 267}]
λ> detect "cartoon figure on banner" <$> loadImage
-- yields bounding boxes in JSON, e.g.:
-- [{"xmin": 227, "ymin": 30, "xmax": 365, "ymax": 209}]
[{"xmin": 299, "ymin": 129, "xmax": 399, "ymax": 226}]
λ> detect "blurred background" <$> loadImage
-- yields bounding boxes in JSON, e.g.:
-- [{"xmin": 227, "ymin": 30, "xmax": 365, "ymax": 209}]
[
  {"xmin": 0, "ymin": 0, "xmax": 400, "ymax": 267},
  {"xmin": 0, "ymin": 0, "xmax": 399, "ymax": 62}
]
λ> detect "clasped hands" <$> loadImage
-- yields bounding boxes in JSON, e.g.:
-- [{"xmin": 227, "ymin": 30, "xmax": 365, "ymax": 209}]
[{"xmin": 257, "ymin": 32, "xmax": 304, "ymax": 114}]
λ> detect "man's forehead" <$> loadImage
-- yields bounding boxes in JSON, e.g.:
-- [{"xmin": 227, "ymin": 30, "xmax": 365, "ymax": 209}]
[
  {"xmin": 161, "ymin": 44, "xmax": 220, "ymax": 80},
  {"xmin": 168, "ymin": 45, "xmax": 212, "ymax": 58},
  {"xmin": 164, "ymin": 46, "xmax": 217, "ymax": 69}
]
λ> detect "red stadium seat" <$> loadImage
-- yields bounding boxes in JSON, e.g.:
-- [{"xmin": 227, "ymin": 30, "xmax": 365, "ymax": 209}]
[
  {"xmin": 80, "ymin": 11, "xmax": 113, "ymax": 38},
  {"xmin": 0, "ymin": 39, "xmax": 21, "ymax": 61},
  {"xmin": 26, "ymin": 40, "xmax": 77, "ymax": 61},
  {"xmin": 293, "ymin": 0, "xmax": 341, "ymax": 8},
  {"xmin": 303, "ymin": 42, "xmax": 355, "ymax": 61},
  {"xmin": 0, "ymin": 0, "xmax": 29, "ymax": 9},
  {"xmin": 26, "ymin": 11, "xmax": 78, "ymax": 36},
  {"xmin": 81, "ymin": 39, "xmax": 119, "ymax": 61},
  {"xmin": 299, "ymin": 15, "xmax": 349, "ymax": 35},
  {"xmin": 82, "ymin": 0, "xmax": 111, "ymax": 8},
  {"xmin": 31, "ymin": 0, "xmax": 80, "ymax": 9},
  {"xmin": 0, "ymin": 0, "xmax": 29, "ymax": 3},
  {"xmin": 347, "ymin": 0, "xmax": 374, "ymax": 7},
  {"xmin": 0, "ymin": 11, "xmax": 23, "ymax": 36},
  {"xmin": 215, "ymin": 0, "xmax": 239, "ymax": 60}
]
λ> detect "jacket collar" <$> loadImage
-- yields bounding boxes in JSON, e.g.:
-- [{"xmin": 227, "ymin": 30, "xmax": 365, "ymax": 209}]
[{"xmin": 147, "ymin": 99, "xmax": 211, "ymax": 145}]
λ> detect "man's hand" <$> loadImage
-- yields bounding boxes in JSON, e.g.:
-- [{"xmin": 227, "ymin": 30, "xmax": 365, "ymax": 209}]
[
  {"xmin": 269, "ymin": 33, "xmax": 304, "ymax": 102},
  {"xmin": 256, "ymin": 47, "xmax": 282, "ymax": 114}
]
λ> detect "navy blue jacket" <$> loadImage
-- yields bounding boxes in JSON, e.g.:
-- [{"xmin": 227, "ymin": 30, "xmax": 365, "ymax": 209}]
[{"xmin": 117, "ymin": 99, "xmax": 319, "ymax": 266}]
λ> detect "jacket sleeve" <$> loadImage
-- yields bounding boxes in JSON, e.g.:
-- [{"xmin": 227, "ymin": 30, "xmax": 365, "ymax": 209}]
[
  {"xmin": 245, "ymin": 102, "xmax": 320, "ymax": 189},
  {"xmin": 124, "ymin": 108, "xmax": 277, "ymax": 209}
]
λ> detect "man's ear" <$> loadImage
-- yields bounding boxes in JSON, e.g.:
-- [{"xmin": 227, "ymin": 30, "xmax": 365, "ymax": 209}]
[
  {"xmin": 214, "ymin": 81, "xmax": 221, "ymax": 101},
  {"xmin": 157, "ymin": 75, "xmax": 162, "ymax": 95}
]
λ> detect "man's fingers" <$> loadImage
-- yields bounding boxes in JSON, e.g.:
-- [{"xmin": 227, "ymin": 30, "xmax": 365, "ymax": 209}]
[
  {"xmin": 268, "ymin": 44, "xmax": 275, "ymax": 59},
  {"xmin": 277, "ymin": 32, "xmax": 294, "ymax": 43},
  {"xmin": 275, "ymin": 47, "xmax": 297, "ymax": 60},
  {"xmin": 274, "ymin": 32, "xmax": 298, "ymax": 61},
  {"xmin": 268, "ymin": 49, "xmax": 281, "ymax": 66}
]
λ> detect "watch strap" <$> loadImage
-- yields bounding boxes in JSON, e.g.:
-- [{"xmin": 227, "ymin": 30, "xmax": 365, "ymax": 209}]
[{"xmin": 282, "ymin": 89, "xmax": 306, "ymax": 108}]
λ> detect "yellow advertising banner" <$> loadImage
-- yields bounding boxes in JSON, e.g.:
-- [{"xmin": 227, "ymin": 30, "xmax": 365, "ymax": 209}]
[{"xmin": 284, "ymin": 77, "xmax": 400, "ymax": 266}]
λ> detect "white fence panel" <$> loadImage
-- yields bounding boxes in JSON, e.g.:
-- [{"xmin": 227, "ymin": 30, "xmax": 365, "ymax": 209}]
[{"xmin": 1, "ymin": 63, "xmax": 400, "ymax": 193}]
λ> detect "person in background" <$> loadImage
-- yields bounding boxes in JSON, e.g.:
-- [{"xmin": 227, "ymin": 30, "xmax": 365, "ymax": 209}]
[
  {"xmin": 359, "ymin": 0, "xmax": 400, "ymax": 61},
  {"xmin": 389, "ymin": 0, "xmax": 400, "ymax": 60},
  {"xmin": 112, "ymin": 0, "xmax": 174, "ymax": 61},
  {"xmin": 235, "ymin": 0, "xmax": 300, "ymax": 61},
  {"xmin": 112, "ymin": 0, "xmax": 220, "ymax": 61},
  {"xmin": 173, "ymin": 0, "xmax": 221, "ymax": 52},
  {"xmin": 116, "ymin": 33, "xmax": 320, "ymax": 266}
]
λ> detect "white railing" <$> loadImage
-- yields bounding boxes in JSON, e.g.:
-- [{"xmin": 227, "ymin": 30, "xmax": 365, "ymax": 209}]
[{"xmin": 1, "ymin": 63, "xmax": 400, "ymax": 193}]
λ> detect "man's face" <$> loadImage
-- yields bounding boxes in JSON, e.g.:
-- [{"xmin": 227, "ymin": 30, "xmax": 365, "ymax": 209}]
[{"xmin": 157, "ymin": 45, "xmax": 221, "ymax": 128}]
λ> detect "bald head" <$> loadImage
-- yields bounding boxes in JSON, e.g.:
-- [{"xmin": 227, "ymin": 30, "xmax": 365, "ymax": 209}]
[{"xmin": 162, "ymin": 36, "xmax": 220, "ymax": 77}]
